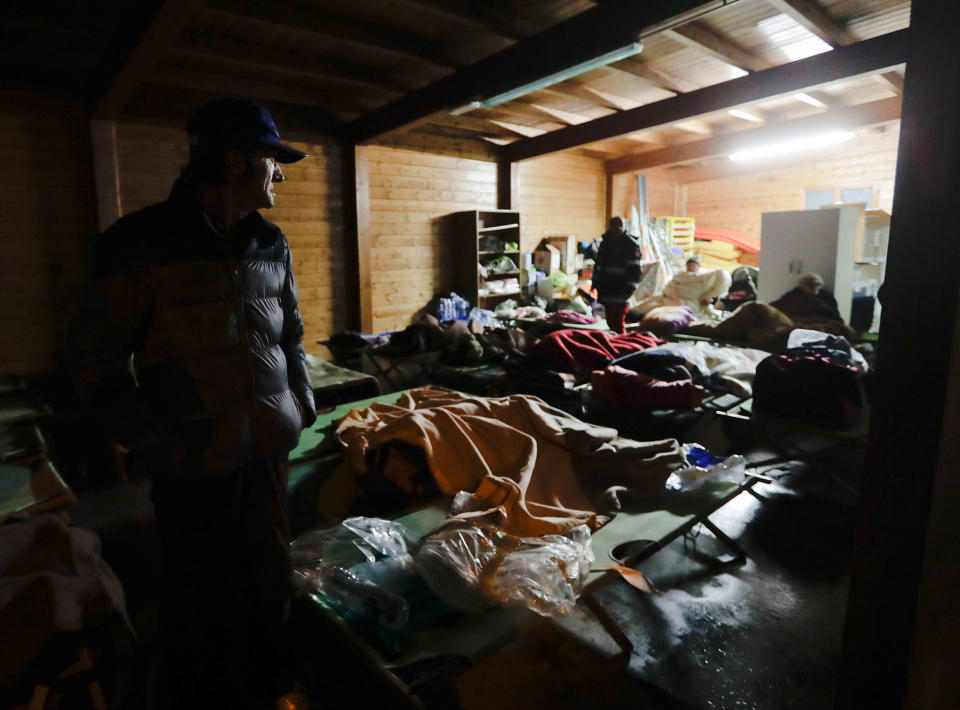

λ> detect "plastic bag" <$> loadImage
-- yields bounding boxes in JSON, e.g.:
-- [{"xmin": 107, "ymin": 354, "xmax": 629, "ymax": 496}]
[
  {"xmin": 291, "ymin": 517, "xmax": 416, "ymax": 628},
  {"xmin": 665, "ymin": 444, "xmax": 746, "ymax": 491},
  {"xmin": 414, "ymin": 495, "xmax": 595, "ymax": 617},
  {"xmin": 291, "ymin": 516, "xmax": 413, "ymax": 567},
  {"xmin": 415, "ymin": 524, "xmax": 501, "ymax": 613},
  {"xmin": 566, "ymin": 295, "xmax": 590, "ymax": 315},
  {"xmin": 488, "ymin": 526, "xmax": 594, "ymax": 617},
  {"xmin": 467, "ymin": 307, "xmax": 498, "ymax": 329},
  {"xmin": 296, "ymin": 564, "xmax": 411, "ymax": 628}
]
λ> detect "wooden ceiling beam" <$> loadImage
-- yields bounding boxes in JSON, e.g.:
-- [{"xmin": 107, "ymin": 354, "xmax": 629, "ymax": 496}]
[
  {"xmin": 94, "ymin": 0, "xmax": 202, "ymax": 118},
  {"xmin": 440, "ymin": 0, "xmax": 549, "ymax": 38},
  {"xmin": 126, "ymin": 83, "xmax": 352, "ymax": 139},
  {"xmin": 474, "ymin": 107, "xmax": 564, "ymax": 130},
  {"xmin": 172, "ymin": 35, "xmax": 425, "ymax": 93},
  {"xmin": 766, "ymin": 0, "xmax": 856, "ymax": 47},
  {"xmin": 766, "ymin": 0, "xmax": 904, "ymax": 94},
  {"xmin": 167, "ymin": 48, "xmax": 403, "ymax": 103},
  {"xmin": 552, "ymin": 82, "xmax": 637, "ymax": 111},
  {"xmin": 606, "ymin": 95, "xmax": 901, "ymax": 174},
  {"xmin": 471, "ymin": 100, "xmax": 576, "ymax": 125},
  {"xmin": 489, "ymin": 120, "xmax": 547, "ymax": 139},
  {"xmin": 385, "ymin": 0, "xmax": 522, "ymax": 40},
  {"xmin": 536, "ymin": 87, "xmax": 617, "ymax": 113},
  {"xmin": 503, "ymin": 28, "xmax": 908, "ymax": 162},
  {"xmin": 608, "ymin": 57, "xmax": 691, "ymax": 94},
  {"xmin": 197, "ymin": 8, "xmax": 451, "ymax": 81},
  {"xmin": 429, "ymin": 113, "xmax": 520, "ymax": 139},
  {"xmin": 341, "ymin": 0, "xmax": 707, "ymax": 143},
  {"xmin": 150, "ymin": 66, "xmax": 357, "ymax": 129},
  {"xmin": 513, "ymin": 100, "xmax": 592, "ymax": 125},
  {"xmin": 664, "ymin": 22, "xmax": 772, "ymax": 73},
  {"xmin": 875, "ymin": 70, "xmax": 904, "ymax": 94},
  {"xmin": 624, "ymin": 132, "xmax": 666, "ymax": 148},
  {"xmin": 208, "ymin": 0, "xmax": 464, "ymax": 69},
  {"xmin": 674, "ymin": 119, "xmax": 713, "ymax": 135}
]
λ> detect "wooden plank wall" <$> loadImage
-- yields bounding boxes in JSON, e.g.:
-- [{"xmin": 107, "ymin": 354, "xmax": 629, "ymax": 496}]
[
  {"xmin": 0, "ymin": 94, "xmax": 99, "ymax": 375},
  {"xmin": 682, "ymin": 125, "xmax": 900, "ymax": 239},
  {"xmin": 366, "ymin": 146, "xmax": 497, "ymax": 333},
  {"xmin": 517, "ymin": 152, "xmax": 606, "ymax": 251},
  {"xmin": 610, "ymin": 167, "xmax": 680, "ymax": 223},
  {"xmin": 114, "ymin": 123, "xmax": 348, "ymax": 354}
]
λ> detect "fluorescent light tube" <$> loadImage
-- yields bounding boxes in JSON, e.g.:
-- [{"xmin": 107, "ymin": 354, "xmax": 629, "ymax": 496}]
[
  {"xmin": 450, "ymin": 100, "xmax": 482, "ymax": 115},
  {"xmin": 481, "ymin": 41, "xmax": 643, "ymax": 108},
  {"xmin": 729, "ymin": 131, "xmax": 853, "ymax": 162}
]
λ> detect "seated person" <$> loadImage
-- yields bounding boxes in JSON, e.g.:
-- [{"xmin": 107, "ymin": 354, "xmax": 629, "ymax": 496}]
[
  {"xmin": 632, "ymin": 254, "xmax": 731, "ymax": 320},
  {"xmin": 683, "ymin": 273, "xmax": 854, "ymax": 351},
  {"xmin": 770, "ymin": 273, "xmax": 843, "ymax": 326}
]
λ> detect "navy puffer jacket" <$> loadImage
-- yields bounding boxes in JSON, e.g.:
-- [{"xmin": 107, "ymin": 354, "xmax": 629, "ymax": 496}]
[{"xmin": 67, "ymin": 180, "xmax": 316, "ymax": 474}]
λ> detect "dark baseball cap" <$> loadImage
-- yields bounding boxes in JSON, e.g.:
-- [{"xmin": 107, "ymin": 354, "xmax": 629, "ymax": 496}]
[{"xmin": 186, "ymin": 98, "xmax": 307, "ymax": 164}]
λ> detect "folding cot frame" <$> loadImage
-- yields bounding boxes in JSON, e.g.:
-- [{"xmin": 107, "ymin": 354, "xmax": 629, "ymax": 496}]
[
  {"xmin": 288, "ymin": 389, "xmax": 771, "ymax": 706},
  {"xmin": 660, "ymin": 336, "xmax": 873, "ymax": 499}
]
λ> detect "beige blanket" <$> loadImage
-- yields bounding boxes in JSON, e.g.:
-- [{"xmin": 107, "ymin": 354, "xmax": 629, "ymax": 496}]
[{"xmin": 336, "ymin": 387, "xmax": 684, "ymax": 536}]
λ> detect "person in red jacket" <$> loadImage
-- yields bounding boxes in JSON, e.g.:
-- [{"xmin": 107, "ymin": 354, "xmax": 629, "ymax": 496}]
[{"xmin": 592, "ymin": 216, "xmax": 643, "ymax": 333}]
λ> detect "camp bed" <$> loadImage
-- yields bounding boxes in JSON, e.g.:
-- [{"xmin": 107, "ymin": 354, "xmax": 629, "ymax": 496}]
[{"xmin": 287, "ymin": 389, "xmax": 767, "ymax": 706}]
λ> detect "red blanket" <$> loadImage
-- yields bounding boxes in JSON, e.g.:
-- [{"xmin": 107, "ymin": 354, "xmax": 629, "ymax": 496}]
[
  {"xmin": 528, "ymin": 329, "xmax": 661, "ymax": 373},
  {"xmin": 591, "ymin": 365, "xmax": 706, "ymax": 410}
]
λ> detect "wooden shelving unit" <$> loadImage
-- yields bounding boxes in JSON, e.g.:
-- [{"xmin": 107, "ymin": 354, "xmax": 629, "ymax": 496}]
[{"xmin": 442, "ymin": 209, "xmax": 522, "ymax": 308}]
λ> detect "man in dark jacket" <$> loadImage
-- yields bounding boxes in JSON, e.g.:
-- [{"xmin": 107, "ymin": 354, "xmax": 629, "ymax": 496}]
[
  {"xmin": 593, "ymin": 216, "xmax": 643, "ymax": 333},
  {"xmin": 67, "ymin": 98, "xmax": 316, "ymax": 708}
]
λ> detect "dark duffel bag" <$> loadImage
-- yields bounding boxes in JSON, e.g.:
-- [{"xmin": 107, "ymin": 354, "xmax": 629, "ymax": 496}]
[{"xmin": 753, "ymin": 350, "xmax": 863, "ymax": 427}]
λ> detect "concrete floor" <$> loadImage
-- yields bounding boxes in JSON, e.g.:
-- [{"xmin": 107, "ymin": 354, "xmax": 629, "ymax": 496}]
[
  {"xmin": 68, "ymin": 424, "xmax": 864, "ymax": 710},
  {"xmin": 445, "ymin": 442, "xmax": 864, "ymax": 710}
]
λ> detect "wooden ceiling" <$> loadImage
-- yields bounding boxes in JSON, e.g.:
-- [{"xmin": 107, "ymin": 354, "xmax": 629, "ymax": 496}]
[{"xmin": 0, "ymin": 0, "xmax": 910, "ymax": 166}]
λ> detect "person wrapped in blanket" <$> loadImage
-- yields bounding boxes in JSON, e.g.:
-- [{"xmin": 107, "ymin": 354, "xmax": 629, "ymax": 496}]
[
  {"xmin": 684, "ymin": 272, "xmax": 855, "ymax": 350},
  {"xmin": 632, "ymin": 254, "xmax": 732, "ymax": 322},
  {"xmin": 592, "ymin": 216, "xmax": 642, "ymax": 334}
]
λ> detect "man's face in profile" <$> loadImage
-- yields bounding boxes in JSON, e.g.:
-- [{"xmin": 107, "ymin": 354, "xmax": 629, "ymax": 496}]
[{"xmin": 229, "ymin": 147, "xmax": 285, "ymax": 211}]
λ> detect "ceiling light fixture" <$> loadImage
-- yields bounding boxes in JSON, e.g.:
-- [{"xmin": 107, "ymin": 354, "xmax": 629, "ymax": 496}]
[
  {"xmin": 450, "ymin": 100, "xmax": 483, "ymax": 115},
  {"xmin": 794, "ymin": 92, "xmax": 827, "ymax": 108},
  {"xmin": 478, "ymin": 41, "xmax": 644, "ymax": 109},
  {"xmin": 729, "ymin": 131, "xmax": 854, "ymax": 162}
]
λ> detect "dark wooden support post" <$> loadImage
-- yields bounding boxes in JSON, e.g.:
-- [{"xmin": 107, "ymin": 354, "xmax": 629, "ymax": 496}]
[
  {"xmin": 341, "ymin": 143, "xmax": 373, "ymax": 333},
  {"xmin": 496, "ymin": 156, "xmax": 516, "ymax": 209},
  {"xmin": 836, "ymin": 1, "xmax": 960, "ymax": 706},
  {"xmin": 90, "ymin": 119, "xmax": 122, "ymax": 232},
  {"xmin": 605, "ymin": 172, "xmax": 614, "ymax": 223}
]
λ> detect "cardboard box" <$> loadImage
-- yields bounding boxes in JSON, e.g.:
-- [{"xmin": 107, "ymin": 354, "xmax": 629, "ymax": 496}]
[
  {"xmin": 533, "ymin": 243, "xmax": 560, "ymax": 274},
  {"xmin": 539, "ymin": 236, "xmax": 577, "ymax": 273}
]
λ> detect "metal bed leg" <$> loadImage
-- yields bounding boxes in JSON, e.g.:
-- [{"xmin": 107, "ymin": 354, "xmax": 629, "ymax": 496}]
[
  {"xmin": 700, "ymin": 519, "xmax": 746, "ymax": 564},
  {"xmin": 581, "ymin": 590, "xmax": 634, "ymax": 654}
]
